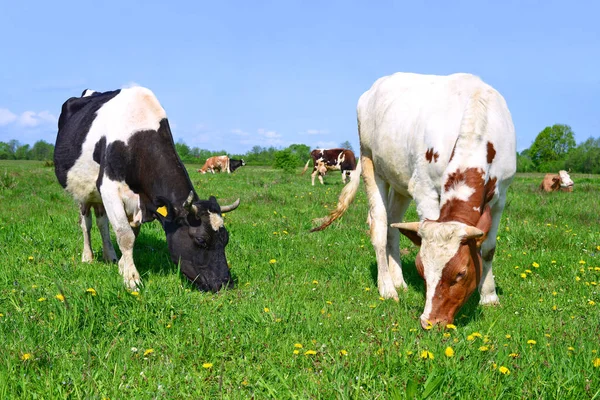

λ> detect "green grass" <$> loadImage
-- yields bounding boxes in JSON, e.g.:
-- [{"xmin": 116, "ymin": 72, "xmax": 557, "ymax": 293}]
[{"xmin": 1, "ymin": 160, "xmax": 599, "ymax": 399}]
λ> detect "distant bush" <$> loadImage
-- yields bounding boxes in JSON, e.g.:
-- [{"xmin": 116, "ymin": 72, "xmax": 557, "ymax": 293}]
[{"xmin": 273, "ymin": 149, "xmax": 300, "ymax": 173}]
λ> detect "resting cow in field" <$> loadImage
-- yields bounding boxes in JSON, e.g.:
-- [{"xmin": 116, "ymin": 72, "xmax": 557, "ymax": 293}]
[
  {"xmin": 540, "ymin": 170, "xmax": 574, "ymax": 192},
  {"xmin": 198, "ymin": 156, "xmax": 245, "ymax": 174},
  {"xmin": 54, "ymin": 87, "xmax": 239, "ymax": 292},
  {"xmin": 302, "ymin": 148, "xmax": 356, "ymax": 185},
  {"xmin": 313, "ymin": 73, "xmax": 516, "ymax": 328}
]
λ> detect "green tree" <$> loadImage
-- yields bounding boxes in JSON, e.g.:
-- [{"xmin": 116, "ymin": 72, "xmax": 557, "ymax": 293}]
[
  {"xmin": 273, "ymin": 149, "xmax": 299, "ymax": 173},
  {"xmin": 340, "ymin": 140, "xmax": 353, "ymax": 151},
  {"xmin": 287, "ymin": 144, "xmax": 311, "ymax": 165},
  {"xmin": 14, "ymin": 144, "xmax": 30, "ymax": 160},
  {"xmin": 29, "ymin": 140, "xmax": 54, "ymax": 161},
  {"xmin": 565, "ymin": 137, "xmax": 600, "ymax": 174},
  {"xmin": 529, "ymin": 124, "xmax": 576, "ymax": 170}
]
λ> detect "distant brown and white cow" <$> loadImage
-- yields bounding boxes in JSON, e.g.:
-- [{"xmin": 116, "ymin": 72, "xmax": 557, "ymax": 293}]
[
  {"xmin": 540, "ymin": 170, "xmax": 574, "ymax": 192},
  {"xmin": 198, "ymin": 156, "xmax": 245, "ymax": 174},
  {"xmin": 302, "ymin": 148, "xmax": 357, "ymax": 185},
  {"xmin": 313, "ymin": 73, "xmax": 516, "ymax": 329}
]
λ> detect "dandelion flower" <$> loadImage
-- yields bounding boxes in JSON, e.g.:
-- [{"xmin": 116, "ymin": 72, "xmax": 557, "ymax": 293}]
[
  {"xmin": 520, "ymin": 273, "xmax": 527, "ymax": 279},
  {"xmin": 467, "ymin": 335, "xmax": 475, "ymax": 341},
  {"xmin": 21, "ymin": 353, "xmax": 32, "ymax": 361},
  {"xmin": 293, "ymin": 350, "xmax": 299, "ymax": 355},
  {"xmin": 130, "ymin": 291, "xmax": 140, "ymax": 296},
  {"xmin": 505, "ymin": 334, "xmax": 511, "ymax": 339},
  {"xmin": 143, "ymin": 348, "xmax": 154, "ymax": 356},
  {"xmin": 339, "ymin": 349, "xmax": 348, "ymax": 356},
  {"xmin": 38, "ymin": 297, "xmax": 46, "ymax": 302},
  {"xmin": 420, "ymin": 350, "xmax": 434, "ymax": 360},
  {"xmin": 55, "ymin": 294, "xmax": 65, "ymax": 302},
  {"xmin": 326, "ymin": 301, "xmax": 332, "ymax": 305},
  {"xmin": 444, "ymin": 347, "xmax": 454, "ymax": 357},
  {"xmin": 575, "ymin": 277, "xmax": 581, "ymax": 281},
  {"xmin": 364, "ymin": 287, "xmax": 370, "ymax": 291},
  {"xmin": 294, "ymin": 343, "xmax": 303, "ymax": 348},
  {"xmin": 304, "ymin": 350, "xmax": 317, "ymax": 355},
  {"xmin": 269, "ymin": 259, "xmax": 276, "ymax": 264},
  {"xmin": 312, "ymin": 280, "xmax": 318, "ymax": 284},
  {"xmin": 579, "ymin": 260, "xmax": 586, "ymax": 265},
  {"xmin": 525, "ymin": 269, "xmax": 532, "ymax": 274},
  {"xmin": 568, "ymin": 347, "xmax": 574, "ymax": 351},
  {"xmin": 445, "ymin": 324, "xmax": 457, "ymax": 330},
  {"xmin": 499, "ymin": 366, "xmax": 510, "ymax": 375},
  {"xmin": 28, "ymin": 256, "xmax": 34, "ymax": 261},
  {"xmin": 406, "ymin": 351, "xmax": 413, "ymax": 356},
  {"xmin": 86, "ymin": 288, "xmax": 97, "ymax": 296},
  {"xmin": 202, "ymin": 363, "xmax": 213, "ymax": 369},
  {"xmin": 263, "ymin": 307, "xmax": 270, "ymax": 313},
  {"xmin": 588, "ymin": 300, "xmax": 596, "ymax": 306},
  {"xmin": 527, "ymin": 340, "xmax": 536, "ymax": 345},
  {"xmin": 509, "ymin": 353, "xmax": 519, "ymax": 358},
  {"xmin": 532, "ymin": 262, "xmax": 540, "ymax": 268},
  {"xmin": 471, "ymin": 332, "xmax": 482, "ymax": 338},
  {"xmin": 479, "ymin": 346, "xmax": 489, "ymax": 352},
  {"xmin": 443, "ymin": 333, "xmax": 451, "ymax": 338},
  {"xmin": 0, "ymin": 313, "xmax": 4, "ymax": 318},
  {"xmin": 593, "ymin": 358, "xmax": 600, "ymax": 368}
]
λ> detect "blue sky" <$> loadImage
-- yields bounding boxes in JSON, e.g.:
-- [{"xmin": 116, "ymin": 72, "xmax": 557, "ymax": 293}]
[{"xmin": 1, "ymin": 1, "xmax": 598, "ymax": 154}]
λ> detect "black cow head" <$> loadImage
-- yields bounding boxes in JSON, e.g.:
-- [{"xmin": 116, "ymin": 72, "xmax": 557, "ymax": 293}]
[{"xmin": 153, "ymin": 191, "xmax": 239, "ymax": 292}]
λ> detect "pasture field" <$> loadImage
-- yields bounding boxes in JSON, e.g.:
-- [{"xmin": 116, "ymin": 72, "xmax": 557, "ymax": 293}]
[{"xmin": 0, "ymin": 160, "xmax": 599, "ymax": 399}]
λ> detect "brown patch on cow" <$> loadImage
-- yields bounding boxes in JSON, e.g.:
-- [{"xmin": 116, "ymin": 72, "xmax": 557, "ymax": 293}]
[
  {"xmin": 426, "ymin": 241, "xmax": 482, "ymax": 325},
  {"xmin": 439, "ymin": 169, "xmax": 496, "ymax": 227},
  {"xmin": 484, "ymin": 176, "xmax": 497, "ymax": 205},
  {"xmin": 425, "ymin": 148, "xmax": 439, "ymax": 163},
  {"xmin": 486, "ymin": 142, "xmax": 496, "ymax": 164},
  {"xmin": 540, "ymin": 174, "xmax": 561, "ymax": 192}
]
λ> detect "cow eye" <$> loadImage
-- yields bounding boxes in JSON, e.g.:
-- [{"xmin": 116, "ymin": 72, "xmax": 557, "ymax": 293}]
[{"xmin": 455, "ymin": 270, "xmax": 466, "ymax": 282}]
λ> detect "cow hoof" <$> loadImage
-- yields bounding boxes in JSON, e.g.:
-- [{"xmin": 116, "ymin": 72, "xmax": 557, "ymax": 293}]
[
  {"xmin": 81, "ymin": 252, "xmax": 93, "ymax": 263},
  {"xmin": 125, "ymin": 277, "xmax": 141, "ymax": 291},
  {"xmin": 378, "ymin": 283, "xmax": 399, "ymax": 301},
  {"xmin": 479, "ymin": 293, "xmax": 500, "ymax": 305}
]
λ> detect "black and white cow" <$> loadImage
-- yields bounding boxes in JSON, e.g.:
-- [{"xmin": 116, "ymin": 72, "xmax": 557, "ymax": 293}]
[
  {"xmin": 302, "ymin": 148, "xmax": 357, "ymax": 185},
  {"xmin": 54, "ymin": 87, "xmax": 240, "ymax": 292},
  {"xmin": 229, "ymin": 158, "xmax": 246, "ymax": 173}
]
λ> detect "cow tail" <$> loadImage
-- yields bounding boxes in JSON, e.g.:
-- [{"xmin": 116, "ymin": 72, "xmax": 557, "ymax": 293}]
[
  {"xmin": 301, "ymin": 158, "xmax": 311, "ymax": 175},
  {"xmin": 311, "ymin": 159, "xmax": 362, "ymax": 232}
]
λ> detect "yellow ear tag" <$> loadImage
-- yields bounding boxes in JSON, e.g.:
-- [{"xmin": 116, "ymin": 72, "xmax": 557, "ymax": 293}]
[{"xmin": 156, "ymin": 206, "xmax": 168, "ymax": 217}]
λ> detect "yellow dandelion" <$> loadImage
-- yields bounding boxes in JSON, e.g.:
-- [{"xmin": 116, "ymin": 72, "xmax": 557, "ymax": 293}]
[
  {"xmin": 509, "ymin": 353, "xmax": 519, "ymax": 358},
  {"xmin": 505, "ymin": 334, "xmax": 511, "ymax": 339},
  {"xmin": 263, "ymin": 307, "xmax": 270, "ymax": 313},
  {"xmin": 31, "ymin": 285, "xmax": 38, "ymax": 289},
  {"xmin": 86, "ymin": 288, "xmax": 97, "ymax": 296},
  {"xmin": 499, "ymin": 366, "xmax": 510, "ymax": 375},
  {"xmin": 467, "ymin": 335, "xmax": 475, "ymax": 341},
  {"xmin": 293, "ymin": 350, "xmax": 299, "ymax": 355},
  {"xmin": 532, "ymin": 262, "xmax": 540, "ymax": 268},
  {"xmin": 444, "ymin": 347, "xmax": 454, "ymax": 357},
  {"xmin": 409, "ymin": 328, "xmax": 417, "ymax": 332},
  {"xmin": 527, "ymin": 340, "xmax": 536, "ymax": 345},
  {"xmin": 568, "ymin": 347, "xmax": 575, "ymax": 351},
  {"xmin": 588, "ymin": 300, "xmax": 596, "ymax": 306},
  {"xmin": 593, "ymin": 358, "xmax": 600, "ymax": 368},
  {"xmin": 552, "ymin": 291, "xmax": 557, "ymax": 296},
  {"xmin": 545, "ymin": 334, "xmax": 551, "ymax": 338},
  {"xmin": 312, "ymin": 280, "xmax": 318, "ymax": 284},
  {"xmin": 443, "ymin": 333, "xmax": 451, "ymax": 338},
  {"xmin": 0, "ymin": 313, "xmax": 3, "ymax": 317},
  {"xmin": 21, "ymin": 353, "xmax": 32, "ymax": 361},
  {"xmin": 283, "ymin": 230, "xmax": 288, "ymax": 235},
  {"xmin": 166, "ymin": 324, "xmax": 171, "ymax": 329},
  {"xmin": 143, "ymin": 348, "xmax": 154, "ymax": 356},
  {"xmin": 424, "ymin": 321, "xmax": 433, "ymax": 330},
  {"xmin": 294, "ymin": 343, "xmax": 303, "ymax": 348},
  {"xmin": 339, "ymin": 349, "xmax": 348, "ymax": 356},
  {"xmin": 579, "ymin": 260, "xmax": 586, "ymax": 264},
  {"xmin": 272, "ymin": 231, "xmax": 278, "ymax": 235},
  {"xmin": 520, "ymin": 273, "xmax": 527, "ymax": 279},
  {"xmin": 326, "ymin": 300, "xmax": 332, "ymax": 305},
  {"xmin": 420, "ymin": 350, "xmax": 434, "ymax": 360},
  {"xmin": 130, "ymin": 291, "xmax": 140, "ymax": 296},
  {"xmin": 38, "ymin": 297, "xmax": 46, "ymax": 302},
  {"xmin": 275, "ymin": 318, "xmax": 282, "ymax": 322},
  {"xmin": 575, "ymin": 276, "xmax": 581, "ymax": 281},
  {"xmin": 304, "ymin": 350, "xmax": 317, "ymax": 355},
  {"xmin": 202, "ymin": 362, "xmax": 213, "ymax": 369},
  {"xmin": 269, "ymin": 259, "xmax": 276, "ymax": 264},
  {"xmin": 445, "ymin": 324, "xmax": 457, "ymax": 330},
  {"xmin": 28, "ymin": 256, "xmax": 34, "ymax": 261},
  {"xmin": 471, "ymin": 332, "xmax": 482, "ymax": 338},
  {"xmin": 479, "ymin": 346, "xmax": 489, "ymax": 352},
  {"xmin": 55, "ymin": 294, "xmax": 65, "ymax": 302},
  {"xmin": 551, "ymin": 260, "xmax": 556, "ymax": 264},
  {"xmin": 379, "ymin": 297, "xmax": 385, "ymax": 301},
  {"xmin": 552, "ymin": 305, "xmax": 557, "ymax": 311},
  {"xmin": 364, "ymin": 287, "xmax": 370, "ymax": 291},
  {"xmin": 406, "ymin": 351, "xmax": 413, "ymax": 356},
  {"xmin": 525, "ymin": 269, "xmax": 532, "ymax": 274}
]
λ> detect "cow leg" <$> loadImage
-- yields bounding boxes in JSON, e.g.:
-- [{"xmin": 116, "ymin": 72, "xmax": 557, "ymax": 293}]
[
  {"xmin": 311, "ymin": 169, "xmax": 317, "ymax": 186},
  {"xmin": 341, "ymin": 169, "xmax": 347, "ymax": 184},
  {"xmin": 100, "ymin": 181, "xmax": 141, "ymax": 290},
  {"xmin": 318, "ymin": 173, "xmax": 324, "ymax": 185},
  {"xmin": 94, "ymin": 204, "xmax": 118, "ymax": 263},
  {"xmin": 362, "ymin": 156, "xmax": 398, "ymax": 300},
  {"xmin": 387, "ymin": 191, "xmax": 411, "ymax": 290},
  {"xmin": 478, "ymin": 193, "xmax": 506, "ymax": 305},
  {"xmin": 79, "ymin": 204, "xmax": 93, "ymax": 262}
]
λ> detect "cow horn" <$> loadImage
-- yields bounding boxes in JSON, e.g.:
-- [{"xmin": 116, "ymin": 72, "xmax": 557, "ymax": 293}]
[
  {"xmin": 183, "ymin": 191, "xmax": 195, "ymax": 211},
  {"xmin": 220, "ymin": 198, "xmax": 240, "ymax": 213},
  {"xmin": 390, "ymin": 221, "xmax": 420, "ymax": 232},
  {"xmin": 463, "ymin": 226, "xmax": 484, "ymax": 239}
]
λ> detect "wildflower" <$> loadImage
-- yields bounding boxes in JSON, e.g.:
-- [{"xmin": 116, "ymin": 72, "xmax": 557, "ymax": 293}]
[
  {"xmin": 579, "ymin": 260, "xmax": 586, "ymax": 265},
  {"xmin": 304, "ymin": 350, "xmax": 317, "ymax": 355},
  {"xmin": 293, "ymin": 350, "xmax": 299, "ymax": 355},
  {"xmin": 0, "ymin": 313, "xmax": 3, "ymax": 318},
  {"xmin": 202, "ymin": 363, "xmax": 213, "ymax": 369},
  {"xmin": 479, "ymin": 346, "xmax": 489, "ymax": 352},
  {"xmin": 312, "ymin": 280, "xmax": 319, "ymax": 284},
  {"xmin": 471, "ymin": 332, "xmax": 482, "ymax": 338},
  {"xmin": 275, "ymin": 318, "xmax": 282, "ymax": 322},
  {"xmin": 38, "ymin": 297, "xmax": 46, "ymax": 302},
  {"xmin": 131, "ymin": 347, "xmax": 138, "ymax": 353},
  {"xmin": 86, "ymin": 288, "xmax": 97, "ymax": 296},
  {"xmin": 509, "ymin": 353, "xmax": 519, "ymax": 358},
  {"xmin": 294, "ymin": 343, "xmax": 303, "ymax": 348},
  {"xmin": 544, "ymin": 334, "xmax": 551, "ymax": 338},
  {"xmin": 505, "ymin": 334, "xmax": 511, "ymax": 339},
  {"xmin": 263, "ymin": 307, "xmax": 270, "ymax": 313},
  {"xmin": 575, "ymin": 277, "xmax": 581, "ymax": 281},
  {"xmin": 552, "ymin": 291, "xmax": 557, "ymax": 296},
  {"xmin": 424, "ymin": 321, "xmax": 433, "ymax": 330},
  {"xmin": 467, "ymin": 335, "xmax": 475, "ymax": 341},
  {"xmin": 406, "ymin": 351, "xmax": 413, "ymax": 356},
  {"xmin": 143, "ymin": 348, "xmax": 154, "ymax": 356},
  {"xmin": 588, "ymin": 300, "xmax": 596, "ymax": 306},
  {"xmin": 283, "ymin": 230, "xmax": 288, "ymax": 235},
  {"xmin": 269, "ymin": 259, "xmax": 276, "ymax": 264},
  {"xmin": 364, "ymin": 287, "xmax": 370, "ymax": 291},
  {"xmin": 409, "ymin": 328, "xmax": 417, "ymax": 332},
  {"xmin": 420, "ymin": 350, "xmax": 434, "ymax": 360},
  {"xmin": 445, "ymin": 324, "xmax": 457, "ymax": 330},
  {"xmin": 532, "ymin": 262, "xmax": 539, "ymax": 268},
  {"xmin": 499, "ymin": 366, "xmax": 510, "ymax": 375},
  {"xmin": 166, "ymin": 324, "xmax": 171, "ymax": 329},
  {"xmin": 326, "ymin": 301, "xmax": 332, "ymax": 305},
  {"xmin": 593, "ymin": 358, "xmax": 600, "ymax": 368},
  {"xmin": 55, "ymin": 294, "xmax": 65, "ymax": 302},
  {"xmin": 552, "ymin": 305, "xmax": 557, "ymax": 311},
  {"xmin": 525, "ymin": 269, "xmax": 532, "ymax": 274},
  {"xmin": 551, "ymin": 260, "xmax": 556, "ymax": 264},
  {"xmin": 21, "ymin": 353, "xmax": 32, "ymax": 361},
  {"xmin": 130, "ymin": 291, "xmax": 140, "ymax": 296},
  {"xmin": 520, "ymin": 273, "xmax": 527, "ymax": 279},
  {"xmin": 444, "ymin": 347, "xmax": 454, "ymax": 357},
  {"xmin": 527, "ymin": 340, "xmax": 536, "ymax": 345},
  {"xmin": 28, "ymin": 256, "xmax": 34, "ymax": 261},
  {"xmin": 339, "ymin": 349, "xmax": 348, "ymax": 356},
  {"xmin": 443, "ymin": 333, "xmax": 451, "ymax": 338},
  {"xmin": 568, "ymin": 347, "xmax": 574, "ymax": 351},
  {"xmin": 379, "ymin": 297, "xmax": 385, "ymax": 301},
  {"xmin": 31, "ymin": 285, "xmax": 38, "ymax": 289}
]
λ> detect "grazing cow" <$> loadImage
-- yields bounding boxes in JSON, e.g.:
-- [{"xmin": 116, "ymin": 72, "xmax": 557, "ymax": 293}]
[
  {"xmin": 229, "ymin": 158, "xmax": 246, "ymax": 173},
  {"xmin": 313, "ymin": 73, "xmax": 516, "ymax": 328},
  {"xmin": 54, "ymin": 87, "xmax": 240, "ymax": 292},
  {"xmin": 540, "ymin": 170, "xmax": 574, "ymax": 192},
  {"xmin": 302, "ymin": 148, "xmax": 357, "ymax": 185}
]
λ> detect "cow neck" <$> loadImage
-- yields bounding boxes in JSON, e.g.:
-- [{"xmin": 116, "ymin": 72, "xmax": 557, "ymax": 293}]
[{"xmin": 437, "ymin": 167, "xmax": 485, "ymax": 226}]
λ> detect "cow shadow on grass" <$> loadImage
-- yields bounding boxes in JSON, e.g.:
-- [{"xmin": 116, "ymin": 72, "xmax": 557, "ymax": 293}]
[{"xmin": 368, "ymin": 258, "xmax": 502, "ymax": 327}]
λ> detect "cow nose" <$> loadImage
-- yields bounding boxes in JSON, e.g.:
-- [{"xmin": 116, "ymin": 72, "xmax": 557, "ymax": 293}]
[{"xmin": 420, "ymin": 316, "xmax": 434, "ymax": 330}]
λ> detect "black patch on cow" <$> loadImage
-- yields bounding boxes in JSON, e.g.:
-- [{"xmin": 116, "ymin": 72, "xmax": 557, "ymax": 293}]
[
  {"xmin": 229, "ymin": 158, "xmax": 245, "ymax": 172},
  {"xmin": 94, "ymin": 136, "xmax": 107, "ymax": 190},
  {"xmin": 54, "ymin": 89, "xmax": 121, "ymax": 188},
  {"xmin": 104, "ymin": 140, "xmax": 129, "ymax": 182}
]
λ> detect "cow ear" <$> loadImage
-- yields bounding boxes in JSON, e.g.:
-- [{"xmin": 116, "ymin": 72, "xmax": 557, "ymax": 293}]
[
  {"xmin": 391, "ymin": 222, "xmax": 422, "ymax": 246},
  {"xmin": 151, "ymin": 196, "xmax": 178, "ymax": 224},
  {"xmin": 473, "ymin": 204, "xmax": 492, "ymax": 247}
]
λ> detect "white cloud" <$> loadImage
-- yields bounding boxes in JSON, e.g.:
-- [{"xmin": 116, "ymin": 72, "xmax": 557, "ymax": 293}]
[
  {"xmin": 17, "ymin": 110, "xmax": 57, "ymax": 127},
  {"xmin": 303, "ymin": 129, "xmax": 329, "ymax": 135},
  {"xmin": 257, "ymin": 128, "xmax": 281, "ymax": 139},
  {"xmin": 0, "ymin": 108, "xmax": 17, "ymax": 126},
  {"xmin": 231, "ymin": 128, "xmax": 249, "ymax": 136},
  {"xmin": 316, "ymin": 140, "xmax": 337, "ymax": 149}
]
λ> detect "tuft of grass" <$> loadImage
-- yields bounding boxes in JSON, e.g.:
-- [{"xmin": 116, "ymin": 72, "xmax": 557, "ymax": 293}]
[{"xmin": 0, "ymin": 160, "xmax": 599, "ymax": 399}]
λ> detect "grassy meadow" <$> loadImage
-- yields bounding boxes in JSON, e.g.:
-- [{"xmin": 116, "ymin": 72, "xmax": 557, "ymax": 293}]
[{"xmin": 0, "ymin": 160, "xmax": 599, "ymax": 399}]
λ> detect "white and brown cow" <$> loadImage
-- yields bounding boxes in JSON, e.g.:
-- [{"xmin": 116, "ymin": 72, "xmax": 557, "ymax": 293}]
[
  {"xmin": 540, "ymin": 170, "xmax": 574, "ymax": 192},
  {"xmin": 302, "ymin": 148, "xmax": 357, "ymax": 185},
  {"xmin": 198, "ymin": 156, "xmax": 245, "ymax": 174},
  {"xmin": 313, "ymin": 73, "xmax": 516, "ymax": 329}
]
